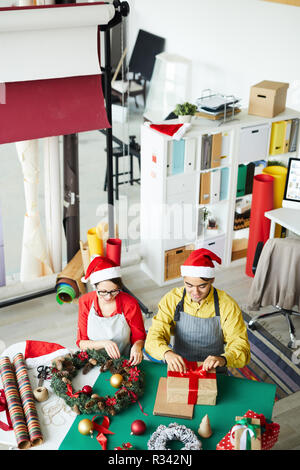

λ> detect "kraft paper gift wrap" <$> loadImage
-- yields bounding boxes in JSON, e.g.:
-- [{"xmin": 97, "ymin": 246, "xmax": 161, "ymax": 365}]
[{"xmin": 167, "ymin": 360, "xmax": 217, "ymax": 406}]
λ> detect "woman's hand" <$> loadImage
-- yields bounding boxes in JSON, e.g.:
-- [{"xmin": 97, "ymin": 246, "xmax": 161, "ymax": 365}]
[
  {"xmin": 103, "ymin": 340, "xmax": 120, "ymax": 359},
  {"xmin": 164, "ymin": 350, "xmax": 187, "ymax": 373},
  {"xmin": 129, "ymin": 342, "xmax": 144, "ymax": 366},
  {"xmin": 202, "ymin": 355, "xmax": 226, "ymax": 371}
]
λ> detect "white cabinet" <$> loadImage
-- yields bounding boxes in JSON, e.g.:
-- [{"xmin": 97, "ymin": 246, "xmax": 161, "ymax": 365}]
[{"xmin": 140, "ymin": 108, "xmax": 300, "ymax": 286}]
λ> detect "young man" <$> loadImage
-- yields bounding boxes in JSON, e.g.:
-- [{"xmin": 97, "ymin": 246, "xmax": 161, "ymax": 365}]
[{"xmin": 145, "ymin": 248, "xmax": 250, "ymax": 373}]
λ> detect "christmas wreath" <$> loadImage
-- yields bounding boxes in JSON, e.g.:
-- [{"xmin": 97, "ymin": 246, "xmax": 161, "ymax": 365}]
[{"xmin": 50, "ymin": 349, "xmax": 145, "ymax": 416}]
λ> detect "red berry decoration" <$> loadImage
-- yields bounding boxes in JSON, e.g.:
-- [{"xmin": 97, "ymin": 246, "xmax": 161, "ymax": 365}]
[
  {"xmin": 81, "ymin": 385, "xmax": 92, "ymax": 395},
  {"xmin": 130, "ymin": 419, "xmax": 146, "ymax": 436}
]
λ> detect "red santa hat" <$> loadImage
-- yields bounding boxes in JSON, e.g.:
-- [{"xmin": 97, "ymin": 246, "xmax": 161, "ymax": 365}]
[
  {"xmin": 1, "ymin": 340, "xmax": 71, "ymax": 369},
  {"xmin": 181, "ymin": 248, "xmax": 222, "ymax": 278},
  {"xmin": 145, "ymin": 122, "xmax": 191, "ymax": 141},
  {"xmin": 82, "ymin": 255, "xmax": 121, "ymax": 285}
]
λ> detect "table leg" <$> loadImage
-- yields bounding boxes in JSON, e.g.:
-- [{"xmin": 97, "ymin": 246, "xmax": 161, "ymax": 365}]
[{"xmin": 269, "ymin": 220, "xmax": 275, "ymax": 238}]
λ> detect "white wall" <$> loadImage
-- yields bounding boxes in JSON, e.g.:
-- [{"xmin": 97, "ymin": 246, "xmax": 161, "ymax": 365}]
[{"xmin": 126, "ymin": 0, "xmax": 300, "ymax": 111}]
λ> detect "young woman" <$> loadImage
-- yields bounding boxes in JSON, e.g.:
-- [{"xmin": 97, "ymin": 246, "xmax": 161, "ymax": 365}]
[{"xmin": 77, "ymin": 256, "xmax": 146, "ymax": 365}]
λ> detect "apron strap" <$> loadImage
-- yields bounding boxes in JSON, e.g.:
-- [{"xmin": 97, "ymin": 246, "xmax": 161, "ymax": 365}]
[
  {"xmin": 174, "ymin": 288, "xmax": 186, "ymax": 321},
  {"xmin": 213, "ymin": 287, "xmax": 220, "ymax": 317}
]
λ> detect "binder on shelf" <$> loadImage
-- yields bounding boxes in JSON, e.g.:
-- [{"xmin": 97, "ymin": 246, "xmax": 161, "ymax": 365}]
[
  {"xmin": 220, "ymin": 167, "xmax": 229, "ymax": 200},
  {"xmin": 236, "ymin": 164, "xmax": 247, "ymax": 197},
  {"xmin": 172, "ymin": 139, "xmax": 185, "ymax": 175},
  {"xmin": 269, "ymin": 120, "xmax": 285, "ymax": 155},
  {"xmin": 288, "ymin": 118, "xmax": 299, "ymax": 152},
  {"xmin": 199, "ymin": 172, "xmax": 211, "ymax": 204},
  {"xmin": 201, "ymin": 134, "xmax": 212, "ymax": 170},
  {"xmin": 284, "ymin": 119, "xmax": 292, "ymax": 153},
  {"xmin": 211, "ymin": 132, "xmax": 222, "ymax": 168},
  {"xmin": 245, "ymin": 162, "xmax": 255, "ymax": 195},
  {"xmin": 210, "ymin": 169, "xmax": 221, "ymax": 204},
  {"xmin": 184, "ymin": 138, "xmax": 196, "ymax": 173}
]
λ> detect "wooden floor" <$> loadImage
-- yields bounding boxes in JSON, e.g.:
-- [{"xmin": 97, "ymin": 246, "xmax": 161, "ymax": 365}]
[{"xmin": 0, "ymin": 260, "xmax": 299, "ymax": 450}]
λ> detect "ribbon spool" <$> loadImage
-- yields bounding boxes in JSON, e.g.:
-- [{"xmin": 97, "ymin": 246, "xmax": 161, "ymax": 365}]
[
  {"xmin": 56, "ymin": 282, "xmax": 76, "ymax": 304},
  {"xmin": 33, "ymin": 387, "xmax": 49, "ymax": 403}
]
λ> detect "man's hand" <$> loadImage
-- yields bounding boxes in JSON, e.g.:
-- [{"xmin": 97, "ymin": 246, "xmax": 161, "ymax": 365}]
[
  {"xmin": 164, "ymin": 350, "xmax": 187, "ymax": 373},
  {"xmin": 202, "ymin": 355, "xmax": 226, "ymax": 371},
  {"xmin": 103, "ymin": 340, "xmax": 120, "ymax": 359}
]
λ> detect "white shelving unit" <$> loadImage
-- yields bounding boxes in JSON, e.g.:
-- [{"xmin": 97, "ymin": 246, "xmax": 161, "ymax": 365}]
[{"xmin": 140, "ymin": 108, "xmax": 300, "ymax": 286}]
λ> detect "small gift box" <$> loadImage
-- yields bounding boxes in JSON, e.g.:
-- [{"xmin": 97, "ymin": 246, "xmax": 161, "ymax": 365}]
[
  {"xmin": 166, "ymin": 359, "xmax": 217, "ymax": 406},
  {"xmin": 216, "ymin": 410, "xmax": 280, "ymax": 451},
  {"xmin": 232, "ymin": 416, "xmax": 261, "ymax": 450}
]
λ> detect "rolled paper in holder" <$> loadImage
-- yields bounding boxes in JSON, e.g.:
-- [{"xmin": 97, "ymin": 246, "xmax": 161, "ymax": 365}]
[{"xmin": 106, "ymin": 238, "xmax": 122, "ymax": 266}]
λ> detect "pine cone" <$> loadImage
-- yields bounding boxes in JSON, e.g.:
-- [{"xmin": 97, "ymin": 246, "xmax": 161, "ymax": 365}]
[
  {"xmin": 62, "ymin": 377, "xmax": 71, "ymax": 384},
  {"xmin": 89, "ymin": 358, "xmax": 97, "ymax": 366},
  {"xmin": 83, "ymin": 363, "xmax": 93, "ymax": 375},
  {"xmin": 72, "ymin": 404, "xmax": 80, "ymax": 415},
  {"xmin": 91, "ymin": 393, "xmax": 101, "ymax": 401},
  {"xmin": 97, "ymin": 400, "xmax": 105, "ymax": 411},
  {"xmin": 85, "ymin": 400, "xmax": 96, "ymax": 410},
  {"xmin": 108, "ymin": 407, "xmax": 117, "ymax": 416}
]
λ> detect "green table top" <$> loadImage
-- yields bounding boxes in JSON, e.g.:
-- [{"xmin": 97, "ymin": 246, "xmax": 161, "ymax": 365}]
[{"xmin": 59, "ymin": 360, "xmax": 276, "ymax": 451}]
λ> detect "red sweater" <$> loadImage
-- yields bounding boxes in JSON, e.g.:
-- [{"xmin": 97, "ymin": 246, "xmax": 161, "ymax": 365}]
[{"xmin": 76, "ymin": 291, "xmax": 146, "ymax": 348}]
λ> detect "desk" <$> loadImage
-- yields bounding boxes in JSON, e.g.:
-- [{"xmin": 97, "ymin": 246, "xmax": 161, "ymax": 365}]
[
  {"xmin": 0, "ymin": 357, "xmax": 276, "ymax": 451},
  {"xmin": 265, "ymin": 208, "xmax": 300, "ymax": 238},
  {"xmin": 60, "ymin": 361, "xmax": 276, "ymax": 451}
]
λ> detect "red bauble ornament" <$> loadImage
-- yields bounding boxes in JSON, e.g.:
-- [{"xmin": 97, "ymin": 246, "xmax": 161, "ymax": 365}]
[
  {"xmin": 82, "ymin": 385, "xmax": 92, "ymax": 395},
  {"xmin": 130, "ymin": 419, "xmax": 146, "ymax": 436}
]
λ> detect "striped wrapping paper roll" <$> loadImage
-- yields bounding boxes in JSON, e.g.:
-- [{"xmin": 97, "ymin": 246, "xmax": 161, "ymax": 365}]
[
  {"xmin": 0, "ymin": 356, "xmax": 31, "ymax": 449},
  {"xmin": 13, "ymin": 353, "xmax": 43, "ymax": 447}
]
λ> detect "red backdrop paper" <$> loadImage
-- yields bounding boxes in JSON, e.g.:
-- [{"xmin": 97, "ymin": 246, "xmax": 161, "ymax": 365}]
[{"xmin": 0, "ymin": 74, "xmax": 110, "ymax": 144}]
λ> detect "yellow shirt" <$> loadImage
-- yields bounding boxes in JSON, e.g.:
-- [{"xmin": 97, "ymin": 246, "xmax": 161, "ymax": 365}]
[{"xmin": 145, "ymin": 286, "xmax": 250, "ymax": 369}]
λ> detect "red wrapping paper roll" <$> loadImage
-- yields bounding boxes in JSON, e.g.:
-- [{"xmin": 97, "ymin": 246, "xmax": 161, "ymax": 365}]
[
  {"xmin": 106, "ymin": 238, "xmax": 122, "ymax": 266},
  {"xmin": 13, "ymin": 353, "xmax": 43, "ymax": 447},
  {"xmin": 0, "ymin": 356, "xmax": 31, "ymax": 449},
  {"xmin": 245, "ymin": 174, "xmax": 274, "ymax": 277}
]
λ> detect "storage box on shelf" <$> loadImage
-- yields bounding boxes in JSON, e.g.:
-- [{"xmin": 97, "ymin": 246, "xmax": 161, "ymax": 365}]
[{"xmin": 140, "ymin": 108, "xmax": 300, "ymax": 286}]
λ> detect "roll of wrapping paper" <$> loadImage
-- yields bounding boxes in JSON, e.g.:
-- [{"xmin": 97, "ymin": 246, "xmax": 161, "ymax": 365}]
[
  {"xmin": 0, "ymin": 356, "xmax": 31, "ymax": 449},
  {"xmin": 245, "ymin": 174, "xmax": 274, "ymax": 277},
  {"xmin": 106, "ymin": 238, "xmax": 122, "ymax": 266},
  {"xmin": 80, "ymin": 240, "xmax": 90, "ymax": 275},
  {"xmin": 262, "ymin": 165, "xmax": 288, "ymax": 238},
  {"xmin": 13, "ymin": 353, "xmax": 43, "ymax": 447},
  {"xmin": 56, "ymin": 249, "xmax": 85, "ymax": 304},
  {"xmin": 87, "ymin": 227, "xmax": 104, "ymax": 257}
]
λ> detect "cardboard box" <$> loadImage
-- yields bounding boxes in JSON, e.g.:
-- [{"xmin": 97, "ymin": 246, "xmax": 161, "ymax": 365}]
[
  {"xmin": 167, "ymin": 362, "xmax": 217, "ymax": 406},
  {"xmin": 248, "ymin": 80, "xmax": 289, "ymax": 118}
]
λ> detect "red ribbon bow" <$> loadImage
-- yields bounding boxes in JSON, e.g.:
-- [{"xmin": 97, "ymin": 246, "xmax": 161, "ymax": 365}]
[
  {"xmin": 66, "ymin": 384, "xmax": 84, "ymax": 398},
  {"xmin": 92, "ymin": 415, "xmax": 114, "ymax": 450},
  {"xmin": 117, "ymin": 386, "xmax": 148, "ymax": 416},
  {"xmin": 167, "ymin": 359, "xmax": 216, "ymax": 404},
  {"xmin": 0, "ymin": 390, "xmax": 13, "ymax": 432}
]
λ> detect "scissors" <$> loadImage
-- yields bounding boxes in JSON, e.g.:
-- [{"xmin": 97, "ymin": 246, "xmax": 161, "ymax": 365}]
[{"xmin": 37, "ymin": 365, "xmax": 51, "ymax": 387}]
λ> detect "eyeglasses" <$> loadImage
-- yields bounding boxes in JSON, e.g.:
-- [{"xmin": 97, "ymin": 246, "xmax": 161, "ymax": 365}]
[{"xmin": 97, "ymin": 289, "xmax": 120, "ymax": 297}]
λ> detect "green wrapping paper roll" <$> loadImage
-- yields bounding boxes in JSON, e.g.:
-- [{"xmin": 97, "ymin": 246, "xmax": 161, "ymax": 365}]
[
  {"xmin": 0, "ymin": 356, "xmax": 31, "ymax": 450},
  {"xmin": 13, "ymin": 353, "xmax": 43, "ymax": 447}
]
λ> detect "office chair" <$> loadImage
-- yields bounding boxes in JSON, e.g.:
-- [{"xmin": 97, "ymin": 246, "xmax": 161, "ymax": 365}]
[
  {"xmin": 111, "ymin": 29, "xmax": 165, "ymax": 108},
  {"xmin": 247, "ymin": 237, "xmax": 300, "ymax": 348}
]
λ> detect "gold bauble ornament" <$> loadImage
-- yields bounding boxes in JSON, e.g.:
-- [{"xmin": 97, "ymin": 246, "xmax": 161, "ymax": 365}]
[
  {"xmin": 78, "ymin": 418, "xmax": 94, "ymax": 436},
  {"xmin": 110, "ymin": 373, "xmax": 123, "ymax": 388}
]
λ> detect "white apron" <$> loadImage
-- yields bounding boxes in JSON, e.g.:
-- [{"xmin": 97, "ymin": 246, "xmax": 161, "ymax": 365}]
[{"xmin": 87, "ymin": 301, "xmax": 131, "ymax": 356}]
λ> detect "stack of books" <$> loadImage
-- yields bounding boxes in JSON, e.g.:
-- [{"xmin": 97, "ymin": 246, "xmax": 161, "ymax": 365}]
[{"xmin": 196, "ymin": 93, "xmax": 241, "ymax": 121}]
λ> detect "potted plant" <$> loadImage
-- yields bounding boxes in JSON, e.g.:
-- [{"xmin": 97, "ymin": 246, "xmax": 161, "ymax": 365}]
[{"xmin": 174, "ymin": 102, "xmax": 198, "ymax": 123}]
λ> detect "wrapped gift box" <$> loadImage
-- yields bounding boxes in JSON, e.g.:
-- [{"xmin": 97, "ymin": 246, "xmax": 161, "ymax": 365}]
[
  {"xmin": 216, "ymin": 410, "xmax": 280, "ymax": 450},
  {"xmin": 233, "ymin": 416, "xmax": 261, "ymax": 450},
  {"xmin": 166, "ymin": 360, "xmax": 217, "ymax": 405}
]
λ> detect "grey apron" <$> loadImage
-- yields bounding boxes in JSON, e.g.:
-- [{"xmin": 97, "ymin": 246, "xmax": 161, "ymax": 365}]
[{"xmin": 173, "ymin": 287, "xmax": 227, "ymax": 374}]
